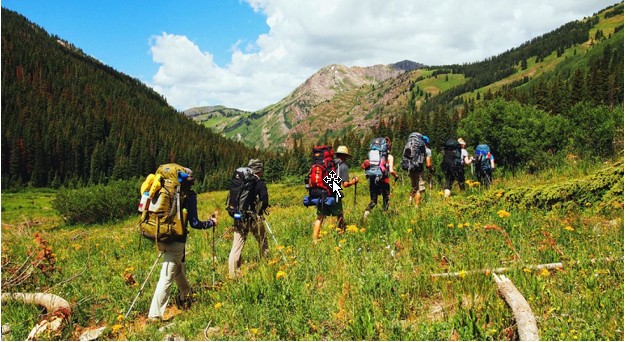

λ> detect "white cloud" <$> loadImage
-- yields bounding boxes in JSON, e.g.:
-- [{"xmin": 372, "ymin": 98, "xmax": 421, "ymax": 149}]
[{"xmin": 149, "ymin": 0, "xmax": 617, "ymax": 112}]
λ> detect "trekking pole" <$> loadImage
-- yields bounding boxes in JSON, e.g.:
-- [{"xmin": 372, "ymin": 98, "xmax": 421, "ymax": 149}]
[
  {"xmin": 125, "ymin": 251, "xmax": 163, "ymax": 320},
  {"xmin": 353, "ymin": 181, "xmax": 357, "ymax": 208},
  {"xmin": 261, "ymin": 218, "xmax": 289, "ymax": 265},
  {"xmin": 211, "ymin": 210, "xmax": 218, "ymax": 286}
]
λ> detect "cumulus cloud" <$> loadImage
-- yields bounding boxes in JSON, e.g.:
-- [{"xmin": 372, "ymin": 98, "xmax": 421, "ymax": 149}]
[{"xmin": 149, "ymin": 0, "xmax": 616, "ymax": 111}]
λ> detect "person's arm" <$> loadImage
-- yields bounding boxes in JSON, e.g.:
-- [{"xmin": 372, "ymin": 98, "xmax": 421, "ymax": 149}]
[
  {"xmin": 256, "ymin": 180, "xmax": 269, "ymax": 215},
  {"xmin": 388, "ymin": 155, "xmax": 397, "ymax": 177},
  {"xmin": 186, "ymin": 191, "xmax": 216, "ymax": 229}
]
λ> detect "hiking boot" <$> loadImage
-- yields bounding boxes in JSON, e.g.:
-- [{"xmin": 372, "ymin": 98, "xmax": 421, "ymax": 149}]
[{"xmin": 175, "ymin": 293, "xmax": 192, "ymax": 310}]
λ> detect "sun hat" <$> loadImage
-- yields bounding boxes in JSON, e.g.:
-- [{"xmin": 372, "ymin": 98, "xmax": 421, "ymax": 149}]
[
  {"xmin": 335, "ymin": 146, "xmax": 351, "ymax": 157},
  {"xmin": 458, "ymin": 138, "xmax": 466, "ymax": 145},
  {"xmin": 248, "ymin": 159, "xmax": 264, "ymax": 173}
]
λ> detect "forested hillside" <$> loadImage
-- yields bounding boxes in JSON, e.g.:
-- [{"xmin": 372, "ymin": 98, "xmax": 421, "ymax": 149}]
[{"xmin": 1, "ymin": 8, "xmax": 264, "ymax": 190}]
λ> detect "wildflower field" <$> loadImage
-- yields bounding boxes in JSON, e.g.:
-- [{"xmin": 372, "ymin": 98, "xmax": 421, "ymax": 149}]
[{"xmin": 0, "ymin": 159, "xmax": 624, "ymax": 340}]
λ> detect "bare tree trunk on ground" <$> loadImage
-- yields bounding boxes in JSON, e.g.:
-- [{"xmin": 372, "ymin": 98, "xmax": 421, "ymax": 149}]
[
  {"xmin": 492, "ymin": 274, "xmax": 539, "ymax": 341},
  {"xmin": 1, "ymin": 292, "xmax": 71, "ymax": 340}
]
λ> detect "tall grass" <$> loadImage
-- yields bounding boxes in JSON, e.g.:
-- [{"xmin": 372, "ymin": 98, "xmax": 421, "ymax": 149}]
[{"xmin": 0, "ymin": 159, "xmax": 623, "ymax": 340}]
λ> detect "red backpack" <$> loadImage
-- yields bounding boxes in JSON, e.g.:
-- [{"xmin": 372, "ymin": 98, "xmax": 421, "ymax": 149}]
[{"xmin": 305, "ymin": 145, "xmax": 336, "ymax": 201}]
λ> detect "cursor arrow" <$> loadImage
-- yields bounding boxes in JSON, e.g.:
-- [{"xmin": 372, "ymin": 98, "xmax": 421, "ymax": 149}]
[{"xmin": 332, "ymin": 182, "xmax": 342, "ymax": 199}]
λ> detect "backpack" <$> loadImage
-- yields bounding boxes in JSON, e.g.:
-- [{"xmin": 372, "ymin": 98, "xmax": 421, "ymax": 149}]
[
  {"xmin": 441, "ymin": 138, "xmax": 462, "ymax": 173},
  {"xmin": 303, "ymin": 145, "xmax": 337, "ymax": 206},
  {"xmin": 474, "ymin": 144, "xmax": 492, "ymax": 171},
  {"xmin": 138, "ymin": 163, "xmax": 189, "ymax": 242},
  {"xmin": 365, "ymin": 137, "xmax": 389, "ymax": 179},
  {"xmin": 226, "ymin": 167, "xmax": 258, "ymax": 218},
  {"xmin": 401, "ymin": 132, "xmax": 426, "ymax": 172}
]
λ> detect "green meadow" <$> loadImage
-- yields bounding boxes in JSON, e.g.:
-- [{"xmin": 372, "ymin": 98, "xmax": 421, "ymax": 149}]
[{"xmin": 0, "ymin": 158, "xmax": 623, "ymax": 340}]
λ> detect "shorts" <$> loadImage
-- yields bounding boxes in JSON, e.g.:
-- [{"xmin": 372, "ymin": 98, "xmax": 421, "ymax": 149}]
[
  {"xmin": 316, "ymin": 198, "xmax": 343, "ymax": 216},
  {"xmin": 408, "ymin": 169, "xmax": 426, "ymax": 195}
]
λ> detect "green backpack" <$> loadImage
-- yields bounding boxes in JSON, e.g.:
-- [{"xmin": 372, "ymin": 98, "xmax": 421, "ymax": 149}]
[{"xmin": 138, "ymin": 163, "xmax": 190, "ymax": 243}]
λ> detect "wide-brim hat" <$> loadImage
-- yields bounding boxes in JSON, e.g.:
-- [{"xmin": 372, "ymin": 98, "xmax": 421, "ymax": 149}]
[
  {"xmin": 458, "ymin": 138, "xmax": 466, "ymax": 145},
  {"xmin": 335, "ymin": 146, "xmax": 352, "ymax": 157},
  {"xmin": 248, "ymin": 159, "xmax": 264, "ymax": 173}
]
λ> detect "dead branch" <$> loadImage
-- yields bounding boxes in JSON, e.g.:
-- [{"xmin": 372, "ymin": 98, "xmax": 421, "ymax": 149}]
[
  {"xmin": 493, "ymin": 273, "xmax": 539, "ymax": 341},
  {"xmin": 430, "ymin": 256, "xmax": 619, "ymax": 278},
  {"xmin": 1, "ymin": 292, "xmax": 71, "ymax": 340}
]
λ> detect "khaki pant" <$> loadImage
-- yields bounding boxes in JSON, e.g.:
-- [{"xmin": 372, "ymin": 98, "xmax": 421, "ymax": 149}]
[
  {"xmin": 148, "ymin": 241, "xmax": 191, "ymax": 319},
  {"xmin": 228, "ymin": 218, "xmax": 269, "ymax": 279}
]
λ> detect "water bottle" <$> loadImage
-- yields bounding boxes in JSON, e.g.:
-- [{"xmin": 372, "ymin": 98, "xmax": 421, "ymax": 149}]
[{"xmin": 138, "ymin": 191, "xmax": 150, "ymax": 212}]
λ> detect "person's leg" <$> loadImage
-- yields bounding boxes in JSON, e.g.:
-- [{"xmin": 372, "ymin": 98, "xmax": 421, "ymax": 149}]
[
  {"xmin": 148, "ymin": 242, "xmax": 185, "ymax": 319},
  {"xmin": 416, "ymin": 170, "xmax": 425, "ymax": 207},
  {"xmin": 457, "ymin": 168, "xmax": 466, "ymax": 191},
  {"xmin": 312, "ymin": 214, "xmax": 325, "ymax": 243},
  {"xmin": 364, "ymin": 178, "xmax": 379, "ymax": 219},
  {"xmin": 444, "ymin": 170, "xmax": 455, "ymax": 197},
  {"xmin": 382, "ymin": 181, "xmax": 391, "ymax": 211},
  {"xmin": 228, "ymin": 222, "xmax": 248, "ymax": 279},
  {"xmin": 409, "ymin": 171, "xmax": 419, "ymax": 205},
  {"xmin": 251, "ymin": 218, "xmax": 269, "ymax": 258}
]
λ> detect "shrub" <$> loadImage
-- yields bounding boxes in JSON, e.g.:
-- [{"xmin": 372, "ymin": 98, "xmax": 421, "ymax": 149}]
[{"xmin": 52, "ymin": 179, "xmax": 140, "ymax": 225}]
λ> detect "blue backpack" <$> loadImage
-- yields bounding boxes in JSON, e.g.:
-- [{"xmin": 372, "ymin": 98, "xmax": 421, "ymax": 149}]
[{"xmin": 365, "ymin": 137, "xmax": 389, "ymax": 179}]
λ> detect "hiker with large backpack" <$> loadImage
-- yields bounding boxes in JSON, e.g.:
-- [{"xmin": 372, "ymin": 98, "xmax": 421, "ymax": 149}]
[
  {"xmin": 139, "ymin": 164, "xmax": 217, "ymax": 321},
  {"xmin": 441, "ymin": 138, "xmax": 472, "ymax": 198},
  {"xmin": 401, "ymin": 132, "xmax": 432, "ymax": 208},
  {"xmin": 473, "ymin": 144, "xmax": 495, "ymax": 187},
  {"xmin": 226, "ymin": 159, "xmax": 269, "ymax": 279},
  {"xmin": 361, "ymin": 136, "xmax": 398, "ymax": 220},
  {"xmin": 310, "ymin": 145, "xmax": 359, "ymax": 244}
]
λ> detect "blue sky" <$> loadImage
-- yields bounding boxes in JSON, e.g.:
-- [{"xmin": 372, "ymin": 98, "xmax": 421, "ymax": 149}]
[{"xmin": 1, "ymin": 0, "xmax": 619, "ymax": 112}]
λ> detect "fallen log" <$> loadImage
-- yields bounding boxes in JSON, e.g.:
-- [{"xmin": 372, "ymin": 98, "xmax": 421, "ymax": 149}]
[
  {"xmin": 430, "ymin": 262, "xmax": 563, "ymax": 278},
  {"xmin": 1, "ymin": 292, "xmax": 71, "ymax": 340},
  {"xmin": 493, "ymin": 273, "xmax": 539, "ymax": 341},
  {"xmin": 430, "ymin": 257, "xmax": 618, "ymax": 278}
]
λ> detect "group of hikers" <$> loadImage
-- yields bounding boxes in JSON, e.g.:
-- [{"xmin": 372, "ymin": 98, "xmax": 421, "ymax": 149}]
[{"xmin": 138, "ymin": 133, "xmax": 496, "ymax": 321}]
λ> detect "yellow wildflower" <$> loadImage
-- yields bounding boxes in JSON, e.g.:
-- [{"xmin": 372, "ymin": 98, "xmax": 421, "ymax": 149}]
[
  {"xmin": 111, "ymin": 324, "xmax": 123, "ymax": 333},
  {"xmin": 334, "ymin": 246, "xmax": 341, "ymax": 252},
  {"xmin": 214, "ymin": 302, "xmax": 223, "ymax": 309},
  {"xmin": 497, "ymin": 210, "xmax": 511, "ymax": 218},
  {"xmin": 275, "ymin": 245, "xmax": 285, "ymax": 251},
  {"xmin": 564, "ymin": 225, "xmax": 574, "ymax": 231},
  {"xmin": 116, "ymin": 314, "xmax": 125, "ymax": 322},
  {"xmin": 447, "ymin": 223, "xmax": 454, "ymax": 228},
  {"xmin": 539, "ymin": 268, "xmax": 550, "ymax": 277},
  {"xmin": 267, "ymin": 258, "xmax": 279, "ymax": 265},
  {"xmin": 464, "ymin": 222, "xmax": 470, "ymax": 228},
  {"xmin": 407, "ymin": 228, "xmax": 413, "ymax": 234},
  {"xmin": 523, "ymin": 268, "xmax": 532, "ymax": 273},
  {"xmin": 346, "ymin": 225, "xmax": 359, "ymax": 233},
  {"xmin": 339, "ymin": 239, "xmax": 346, "ymax": 245},
  {"xmin": 250, "ymin": 328, "xmax": 260, "ymax": 335},
  {"xmin": 496, "ymin": 191, "xmax": 504, "ymax": 198},
  {"xmin": 457, "ymin": 223, "xmax": 463, "ymax": 229},
  {"xmin": 458, "ymin": 270, "xmax": 466, "ymax": 278},
  {"xmin": 275, "ymin": 270, "xmax": 287, "ymax": 280},
  {"xmin": 285, "ymin": 247, "xmax": 293, "ymax": 254},
  {"xmin": 360, "ymin": 228, "xmax": 366, "ymax": 233}
]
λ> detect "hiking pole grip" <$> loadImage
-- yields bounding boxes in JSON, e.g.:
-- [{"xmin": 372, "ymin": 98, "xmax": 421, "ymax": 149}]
[{"xmin": 125, "ymin": 251, "xmax": 163, "ymax": 320}]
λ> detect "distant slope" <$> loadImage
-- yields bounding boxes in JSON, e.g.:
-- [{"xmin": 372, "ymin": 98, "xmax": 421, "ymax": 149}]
[
  {"xmin": 190, "ymin": 2, "xmax": 623, "ymax": 151},
  {"xmin": 1, "ymin": 8, "xmax": 259, "ymax": 189}
]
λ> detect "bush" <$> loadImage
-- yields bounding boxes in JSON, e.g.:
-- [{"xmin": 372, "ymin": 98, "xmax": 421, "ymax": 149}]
[{"xmin": 52, "ymin": 179, "xmax": 140, "ymax": 225}]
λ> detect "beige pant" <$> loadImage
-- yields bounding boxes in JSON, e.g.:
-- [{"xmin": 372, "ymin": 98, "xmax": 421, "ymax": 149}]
[
  {"xmin": 148, "ymin": 241, "xmax": 191, "ymax": 319},
  {"xmin": 228, "ymin": 218, "xmax": 268, "ymax": 278}
]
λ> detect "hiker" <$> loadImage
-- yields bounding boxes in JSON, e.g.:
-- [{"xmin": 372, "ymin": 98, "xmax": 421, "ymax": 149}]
[
  {"xmin": 442, "ymin": 138, "xmax": 471, "ymax": 198},
  {"xmin": 312, "ymin": 146, "xmax": 359, "ymax": 243},
  {"xmin": 148, "ymin": 167, "xmax": 217, "ymax": 321},
  {"xmin": 474, "ymin": 144, "xmax": 496, "ymax": 186},
  {"xmin": 457, "ymin": 138, "xmax": 472, "ymax": 189},
  {"xmin": 227, "ymin": 159, "xmax": 269, "ymax": 279},
  {"xmin": 362, "ymin": 136, "xmax": 398, "ymax": 220},
  {"xmin": 408, "ymin": 135, "xmax": 433, "ymax": 208}
]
